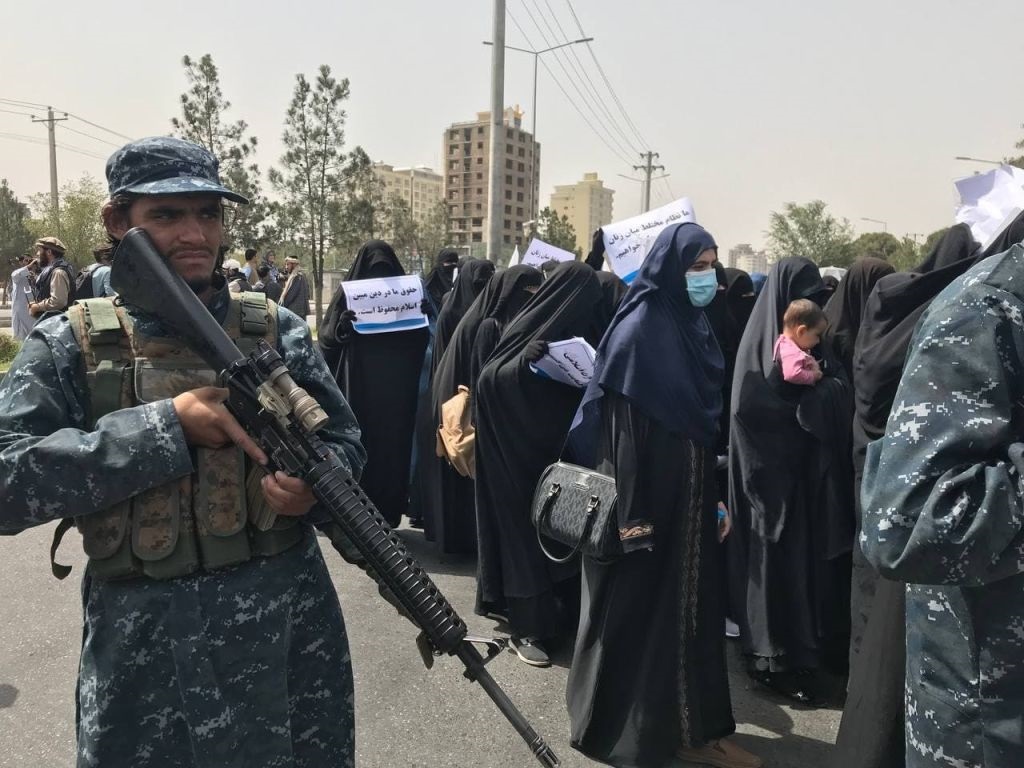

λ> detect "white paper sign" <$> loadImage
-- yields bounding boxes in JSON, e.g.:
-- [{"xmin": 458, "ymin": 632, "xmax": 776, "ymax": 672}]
[
  {"xmin": 602, "ymin": 197, "xmax": 697, "ymax": 283},
  {"xmin": 341, "ymin": 276, "xmax": 427, "ymax": 335},
  {"xmin": 529, "ymin": 337, "xmax": 597, "ymax": 388},
  {"xmin": 521, "ymin": 238, "xmax": 576, "ymax": 268},
  {"xmin": 955, "ymin": 165, "xmax": 1024, "ymax": 252}
]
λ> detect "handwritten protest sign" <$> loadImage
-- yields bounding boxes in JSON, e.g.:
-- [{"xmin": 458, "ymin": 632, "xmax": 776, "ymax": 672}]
[
  {"xmin": 521, "ymin": 238, "xmax": 576, "ymax": 268},
  {"xmin": 529, "ymin": 337, "xmax": 597, "ymax": 388},
  {"xmin": 341, "ymin": 276, "xmax": 427, "ymax": 335},
  {"xmin": 602, "ymin": 197, "xmax": 697, "ymax": 283},
  {"xmin": 955, "ymin": 165, "xmax": 1024, "ymax": 252}
]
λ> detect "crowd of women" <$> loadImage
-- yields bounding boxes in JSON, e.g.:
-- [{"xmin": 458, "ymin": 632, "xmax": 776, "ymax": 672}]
[{"xmin": 312, "ymin": 215, "xmax": 1024, "ymax": 768}]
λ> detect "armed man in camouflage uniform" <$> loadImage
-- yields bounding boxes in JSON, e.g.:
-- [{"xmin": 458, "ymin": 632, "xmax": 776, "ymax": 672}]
[
  {"xmin": 0, "ymin": 136, "xmax": 366, "ymax": 767},
  {"xmin": 861, "ymin": 243, "xmax": 1024, "ymax": 768}
]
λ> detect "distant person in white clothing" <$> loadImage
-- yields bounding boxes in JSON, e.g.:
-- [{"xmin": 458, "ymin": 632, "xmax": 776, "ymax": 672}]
[{"xmin": 9, "ymin": 254, "xmax": 35, "ymax": 340}]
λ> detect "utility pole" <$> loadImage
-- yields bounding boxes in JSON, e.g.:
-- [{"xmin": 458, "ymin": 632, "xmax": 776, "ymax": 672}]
[
  {"xmin": 486, "ymin": 0, "xmax": 506, "ymax": 263},
  {"xmin": 633, "ymin": 151, "xmax": 664, "ymax": 214},
  {"xmin": 32, "ymin": 107, "xmax": 68, "ymax": 235}
]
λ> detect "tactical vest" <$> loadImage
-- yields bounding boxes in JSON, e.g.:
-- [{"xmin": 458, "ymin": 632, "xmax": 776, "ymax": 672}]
[
  {"xmin": 36, "ymin": 258, "xmax": 76, "ymax": 304},
  {"xmin": 52, "ymin": 293, "xmax": 303, "ymax": 581}
]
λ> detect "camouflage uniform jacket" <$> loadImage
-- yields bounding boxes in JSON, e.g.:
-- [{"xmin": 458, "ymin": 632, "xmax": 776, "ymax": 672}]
[
  {"xmin": 862, "ymin": 244, "xmax": 1024, "ymax": 768},
  {"xmin": 0, "ymin": 285, "xmax": 367, "ymax": 767}
]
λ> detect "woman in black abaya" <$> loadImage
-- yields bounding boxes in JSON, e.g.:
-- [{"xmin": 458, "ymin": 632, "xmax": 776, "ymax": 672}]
[
  {"xmin": 823, "ymin": 257, "xmax": 895, "ymax": 381},
  {"xmin": 474, "ymin": 262, "xmax": 601, "ymax": 666},
  {"xmin": 727, "ymin": 257, "xmax": 855, "ymax": 703},
  {"xmin": 566, "ymin": 224, "xmax": 758, "ymax": 768},
  {"xmin": 422, "ymin": 265, "xmax": 542, "ymax": 553},
  {"xmin": 431, "ymin": 258, "xmax": 495, "ymax": 370},
  {"xmin": 724, "ymin": 269, "xmax": 757, "ymax": 338},
  {"xmin": 423, "ymin": 248, "xmax": 459, "ymax": 312},
  {"xmin": 833, "ymin": 222, "xmax": 982, "ymax": 768},
  {"xmin": 318, "ymin": 240, "xmax": 429, "ymax": 527}
]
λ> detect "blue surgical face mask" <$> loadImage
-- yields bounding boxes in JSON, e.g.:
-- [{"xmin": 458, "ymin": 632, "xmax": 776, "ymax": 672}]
[{"xmin": 686, "ymin": 270, "xmax": 719, "ymax": 307}]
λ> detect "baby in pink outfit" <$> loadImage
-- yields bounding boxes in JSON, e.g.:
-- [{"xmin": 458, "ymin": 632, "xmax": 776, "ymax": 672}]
[{"xmin": 774, "ymin": 298, "xmax": 828, "ymax": 385}]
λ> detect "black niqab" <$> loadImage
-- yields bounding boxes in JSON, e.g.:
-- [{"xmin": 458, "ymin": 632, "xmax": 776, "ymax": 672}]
[{"xmin": 423, "ymin": 247, "xmax": 459, "ymax": 310}]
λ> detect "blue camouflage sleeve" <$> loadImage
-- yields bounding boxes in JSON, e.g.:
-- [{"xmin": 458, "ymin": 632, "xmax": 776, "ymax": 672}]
[
  {"xmin": 861, "ymin": 280, "xmax": 1024, "ymax": 587},
  {"xmin": 0, "ymin": 315, "xmax": 193, "ymax": 535},
  {"xmin": 275, "ymin": 305, "xmax": 366, "ymax": 480}
]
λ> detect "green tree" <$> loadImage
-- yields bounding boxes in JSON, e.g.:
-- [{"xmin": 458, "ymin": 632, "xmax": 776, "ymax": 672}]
[
  {"xmin": 1008, "ymin": 122, "xmax": 1024, "ymax": 168},
  {"xmin": 29, "ymin": 174, "xmax": 107, "ymax": 269},
  {"xmin": 848, "ymin": 231, "xmax": 919, "ymax": 271},
  {"xmin": 766, "ymin": 200, "xmax": 854, "ymax": 267},
  {"xmin": 172, "ymin": 53, "xmax": 269, "ymax": 250},
  {"xmin": 416, "ymin": 200, "xmax": 453, "ymax": 268},
  {"xmin": 383, "ymin": 196, "xmax": 420, "ymax": 272},
  {"xmin": 529, "ymin": 207, "xmax": 579, "ymax": 257},
  {"xmin": 329, "ymin": 147, "xmax": 387, "ymax": 266},
  {"xmin": 918, "ymin": 227, "xmax": 949, "ymax": 261},
  {"xmin": 269, "ymin": 65, "xmax": 350, "ymax": 327},
  {"xmin": 0, "ymin": 179, "xmax": 34, "ymax": 290}
]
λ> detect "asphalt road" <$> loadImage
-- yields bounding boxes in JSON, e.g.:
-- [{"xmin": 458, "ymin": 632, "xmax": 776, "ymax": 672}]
[{"xmin": 0, "ymin": 523, "xmax": 841, "ymax": 768}]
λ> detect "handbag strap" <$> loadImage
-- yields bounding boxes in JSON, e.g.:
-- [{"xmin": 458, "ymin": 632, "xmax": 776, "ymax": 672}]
[{"xmin": 534, "ymin": 483, "xmax": 602, "ymax": 564}]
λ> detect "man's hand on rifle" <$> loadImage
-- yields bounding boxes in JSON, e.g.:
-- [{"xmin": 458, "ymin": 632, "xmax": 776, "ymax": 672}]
[
  {"xmin": 261, "ymin": 471, "xmax": 316, "ymax": 517},
  {"xmin": 173, "ymin": 386, "xmax": 268, "ymax": 465}
]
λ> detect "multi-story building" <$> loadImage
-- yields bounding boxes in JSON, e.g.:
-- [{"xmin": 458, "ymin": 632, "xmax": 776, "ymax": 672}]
[
  {"xmin": 442, "ymin": 106, "xmax": 540, "ymax": 256},
  {"xmin": 549, "ymin": 172, "xmax": 615, "ymax": 254},
  {"xmin": 371, "ymin": 163, "xmax": 443, "ymax": 225},
  {"xmin": 727, "ymin": 243, "xmax": 770, "ymax": 274}
]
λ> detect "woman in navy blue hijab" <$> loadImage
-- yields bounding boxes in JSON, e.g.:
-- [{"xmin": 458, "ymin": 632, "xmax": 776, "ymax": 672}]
[{"xmin": 566, "ymin": 224, "xmax": 759, "ymax": 768}]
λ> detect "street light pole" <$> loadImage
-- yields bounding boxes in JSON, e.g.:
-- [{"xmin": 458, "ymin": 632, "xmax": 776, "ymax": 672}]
[
  {"xmin": 483, "ymin": 36, "xmax": 593, "ymax": 224},
  {"xmin": 861, "ymin": 216, "xmax": 888, "ymax": 233}
]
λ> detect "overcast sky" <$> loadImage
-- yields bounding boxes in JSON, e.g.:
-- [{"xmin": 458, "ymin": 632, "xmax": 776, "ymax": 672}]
[{"xmin": 3, "ymin": 0, "xmax": 1023, "ymax": 255}]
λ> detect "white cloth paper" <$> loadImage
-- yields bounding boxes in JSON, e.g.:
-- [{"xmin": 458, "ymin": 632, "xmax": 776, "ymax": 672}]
[
  {"xmin": 955, "ymin": 165, "xmax": 1024, "ymax": 252},
  {"xmin": 341, "ymin": 275, "xmax": 428, "ymax": 335},
  {"xmin": 507, "ymin": 245, "xmax": 520, "ymax": 267},
  {"xmin": 602, "ymin": 197, "xmax": 697, "ymax": 283},
  {"xmin": 521, "ymin": 238, "xmax": 576, "ymax": 268},
  {"xmin": 529, "ymin": 337, "xmax": 597, "ymax": 388}
]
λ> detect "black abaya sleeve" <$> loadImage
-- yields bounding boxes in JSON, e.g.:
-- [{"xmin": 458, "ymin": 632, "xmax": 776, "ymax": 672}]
[{"xmin": 597, "ymin": 392, "xmax": 657, "ymax": 553}]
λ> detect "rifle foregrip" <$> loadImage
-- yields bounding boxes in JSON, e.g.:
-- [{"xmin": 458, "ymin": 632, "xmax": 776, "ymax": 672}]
[{"xmin": 310, "ymin": 463, "xmax": 468, "ymax": 654}]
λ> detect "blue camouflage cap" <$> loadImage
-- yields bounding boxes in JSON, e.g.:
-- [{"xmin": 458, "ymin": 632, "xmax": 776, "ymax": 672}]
[{"xmin": 105, "ymin": 136, "xmax": 249, "ymax": 204}]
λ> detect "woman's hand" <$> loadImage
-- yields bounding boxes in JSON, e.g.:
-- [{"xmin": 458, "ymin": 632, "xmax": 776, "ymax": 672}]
[{"xmin": 717, "ymin": 503, "xmax": 732, "ymax": 543}]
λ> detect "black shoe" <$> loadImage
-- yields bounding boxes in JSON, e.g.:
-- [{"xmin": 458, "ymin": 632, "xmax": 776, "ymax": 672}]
[{"xmin": 512, "ymin": 637, "xmax": 551, "ymax": 667}]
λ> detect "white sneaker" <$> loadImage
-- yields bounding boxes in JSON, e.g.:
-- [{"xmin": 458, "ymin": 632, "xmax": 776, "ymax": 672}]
[{"xmin": 725, "ymin": 619, "xmax": 740, "ymax": 638}]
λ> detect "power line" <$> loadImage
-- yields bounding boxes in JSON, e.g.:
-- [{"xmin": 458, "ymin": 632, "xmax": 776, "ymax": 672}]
[
  {"xmin": 507, "ymin": 8, "xmax": 634, "ymax": 167},
  {"xmin": 0, "ymin": 132, "xmax": 106, "ymax": 161},
  {"xmin": 533, "ymin": 0, "xmax": 644, "ymax": 155},
  {"xmin": 59, "ymin": 123, "xmax": 121, "ymax": 148},
  {"xmin": 0, "ymin": 107, "xmax": 38, "ymax": 118},
  {"xmin": 0, "ymin": 97, "xmax": 50, "ymax": 110},
  {"xmin": 517, "ymin": 0, "xmax": 637, "ymax": 161},
  {"xmin": 562, "ymin": 0, "xmax": 652, "ymax": 151},
  {"xmin": 64, "ymin": 112, "xmax": 134, "ymax": 142}
]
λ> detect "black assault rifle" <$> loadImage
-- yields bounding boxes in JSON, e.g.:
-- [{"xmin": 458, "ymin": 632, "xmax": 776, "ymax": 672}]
[{"xmin": 110, "ymin": 228, "xmax": 560, "ymax": 767}]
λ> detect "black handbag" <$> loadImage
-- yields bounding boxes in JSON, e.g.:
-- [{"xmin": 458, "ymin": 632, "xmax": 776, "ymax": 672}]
[{"xmin": 530, "ymin": 461, "xmax": 621, "ymax": 563}]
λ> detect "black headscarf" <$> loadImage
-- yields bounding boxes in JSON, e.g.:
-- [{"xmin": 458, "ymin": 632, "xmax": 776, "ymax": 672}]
[
  {"xmin": 851, "ymin": 224, "xmax": 979, "ymax": 493},
  {"xmin": 432, "ymin": 258, "xmax": 495, "ymax": 369},
  {"xmin": 823, "ymin": 257, "xmax": 896, "ymax": 381},
  {"xmin": 724, "ymin": 268, "xmax": 756, "ymax": 338},
  {"xmin": 570, "ymin": 223, "xmax": 723, "ymax": 464},
  {"xmin": 424, "ymin": 247, "xmax": 460, "ymax": 310},
  {"xmin": 589, "ymin": 271, "xmax": 629, "ymax": 346}
]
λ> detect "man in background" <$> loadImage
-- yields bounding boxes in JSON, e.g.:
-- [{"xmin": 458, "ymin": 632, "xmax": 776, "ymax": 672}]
[
  {"xmin": 28, "ymin": 237, "xmax": 74, "ymax": 318},
  {"xmin": 280, "ymin": 256, "xmax": 310, "ymax": 321},
  {"xmin": 9, "ymin": 254, "xmax": 35, "ymax": 340}
]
